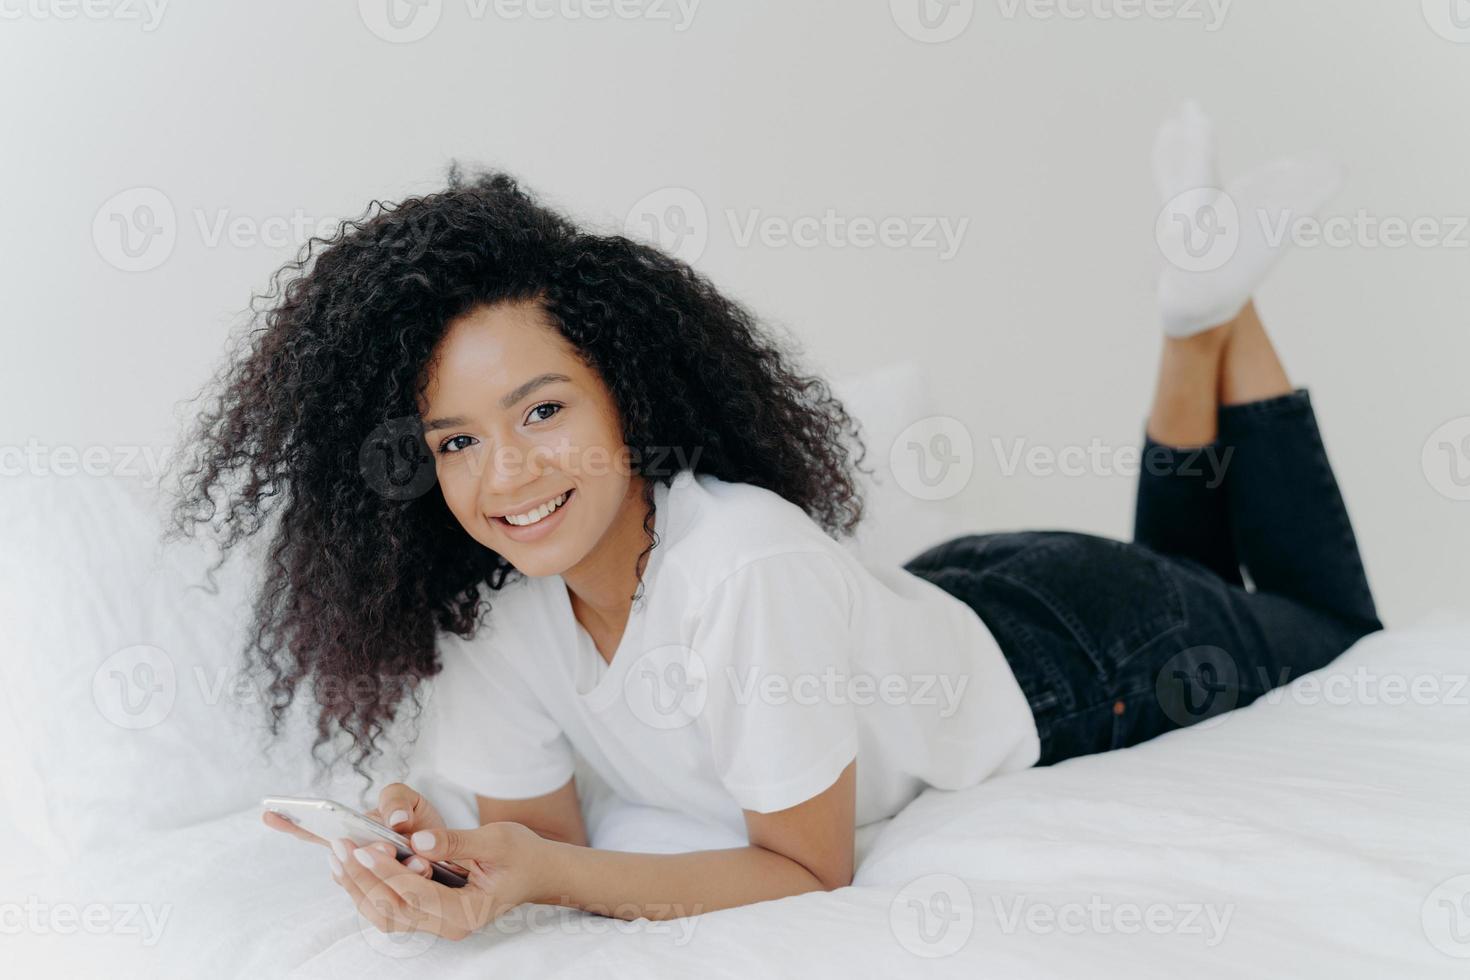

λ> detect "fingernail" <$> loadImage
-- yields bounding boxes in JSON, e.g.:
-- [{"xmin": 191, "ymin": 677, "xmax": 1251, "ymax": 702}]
[
  {"xmin": 387, "ymin": 809, "xmax": 410, "ymax": 828},
  {"xmin": 354, "ymin": 848, "xmax": 377, "ymax": 869},
  {"xmin": 328, "ymin": 853, "xmax": 343, "ymax": 876},
  {"xmin": 407, "ymin": 857, "xmax": 428, "ymax": 873},
  {"xmin": 331, "ymin": 839, "xmax": 350, "ymax": 863},
  {"xmin": 411, "ymin": 831, "xmax": 435, "ymax": 851}
]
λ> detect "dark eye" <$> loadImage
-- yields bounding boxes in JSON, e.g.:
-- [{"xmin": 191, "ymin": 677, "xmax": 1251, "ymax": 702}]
[
  {"xmin": 438, "ymin": 434, "xmax": 476, "ymax": 455},
  {"xmin": 526, "ymin": 402, "xmax": 562, "ymax": 424}
]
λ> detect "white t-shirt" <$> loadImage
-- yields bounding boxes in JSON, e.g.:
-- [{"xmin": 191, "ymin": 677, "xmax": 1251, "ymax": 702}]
[{"xmin": 426, "ymin": 471, "xmax": 1040, "ymax": 837}]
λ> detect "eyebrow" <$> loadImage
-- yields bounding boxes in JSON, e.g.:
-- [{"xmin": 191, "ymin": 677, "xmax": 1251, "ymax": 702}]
[{"xmin": 421, "ymin": 372, "xmax": 573, "ymax": 433}]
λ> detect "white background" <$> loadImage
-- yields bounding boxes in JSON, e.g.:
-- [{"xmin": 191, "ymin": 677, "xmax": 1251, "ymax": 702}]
[{"xmin": 1, "ymin": 0, "xmax": 1466, "ymax": 623}]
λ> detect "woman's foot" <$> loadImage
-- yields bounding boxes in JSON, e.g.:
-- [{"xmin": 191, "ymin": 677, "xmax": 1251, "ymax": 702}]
[{"xmin": 1152, "ymin": 100, "xmax": 1344, "ymax": 338}]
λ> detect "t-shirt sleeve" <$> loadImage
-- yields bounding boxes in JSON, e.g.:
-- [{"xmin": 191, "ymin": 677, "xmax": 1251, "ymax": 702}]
[
  {"xmin": 693, "ymin": 550, "xmax": 860, "ymax": 814},
  {"xmin": 423, "ymin": 631, "xmax": 576, "ymax": 800}
]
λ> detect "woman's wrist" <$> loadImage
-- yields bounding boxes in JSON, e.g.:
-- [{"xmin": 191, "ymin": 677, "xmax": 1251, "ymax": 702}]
[{"xmin": 528, "ymin": 834, "xmax": 577, "ymax": 907}]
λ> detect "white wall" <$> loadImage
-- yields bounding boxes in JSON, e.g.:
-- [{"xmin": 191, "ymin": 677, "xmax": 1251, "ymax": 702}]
[{"xmin": 2, "ymin": 0, "xmax": 1466, "ymax": 623}]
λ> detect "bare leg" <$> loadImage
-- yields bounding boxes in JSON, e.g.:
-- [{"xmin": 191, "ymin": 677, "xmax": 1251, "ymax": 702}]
[
  {"xmin": 1145, "ymin": 320, "xmax": 1230, "ymax": 448},
  {"xmin": 1146, "ymin": 298, "xmax": 1298, "ymax": 447},
  {"xmin": 1220, "ymin": 301, "xmax": 1292, "ymax": 406}
]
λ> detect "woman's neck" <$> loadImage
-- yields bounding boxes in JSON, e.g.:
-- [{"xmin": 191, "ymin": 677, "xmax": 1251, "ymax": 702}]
[{"xmin": 561, "ymin": 476, "xmax": 652, "ymax": 661}]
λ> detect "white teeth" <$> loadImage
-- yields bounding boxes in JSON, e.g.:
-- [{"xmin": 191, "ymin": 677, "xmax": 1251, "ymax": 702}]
[{"xmin": 504, "ymin": 490, "xmax": 569, "ymax": 527}]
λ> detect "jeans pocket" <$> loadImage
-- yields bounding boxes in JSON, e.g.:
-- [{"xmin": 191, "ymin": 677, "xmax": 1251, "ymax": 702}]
[{"xmin": 980, "ymin": 533, "xmax": 1188, "ymax": 683}]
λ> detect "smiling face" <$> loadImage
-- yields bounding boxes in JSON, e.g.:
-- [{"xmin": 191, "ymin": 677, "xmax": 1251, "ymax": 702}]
[{"xmin": 419, "ymin": 300, "xmax": 640, "ymax": 579}]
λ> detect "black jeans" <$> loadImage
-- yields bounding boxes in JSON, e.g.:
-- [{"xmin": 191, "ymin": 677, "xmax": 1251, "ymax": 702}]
[{"xmin": 903, "ymin": 389, "xmax": 1383, "ymax": 766}]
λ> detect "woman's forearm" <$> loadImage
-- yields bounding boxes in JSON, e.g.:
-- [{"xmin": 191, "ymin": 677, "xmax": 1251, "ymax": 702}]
[{"xmin": 534, "ymin": 840, "xmax": 830, "ymax": 919}]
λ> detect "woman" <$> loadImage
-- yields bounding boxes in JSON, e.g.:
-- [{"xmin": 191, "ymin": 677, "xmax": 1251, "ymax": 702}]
[{"xmin": 179, "ymin": 106, "xmax": 1381, "ymax": 938}]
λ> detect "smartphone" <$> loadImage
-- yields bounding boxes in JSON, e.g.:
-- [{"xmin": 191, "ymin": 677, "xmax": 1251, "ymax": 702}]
[{"xmin": 262, "ymin": 795, "xmax": 471, "ymax": 888}]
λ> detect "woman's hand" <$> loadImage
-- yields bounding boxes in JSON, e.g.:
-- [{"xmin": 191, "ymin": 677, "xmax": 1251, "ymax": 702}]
[
  {"xmin": 364, "ymin": 782, "xmax": 448, "ymax": 840},
  {"xmin": 258, "ymin": 782, "xmax": 447, "ymax": 850},
  {"xmin": 329, "ymin": 822, "xmax": 551, "ymax": 941}
]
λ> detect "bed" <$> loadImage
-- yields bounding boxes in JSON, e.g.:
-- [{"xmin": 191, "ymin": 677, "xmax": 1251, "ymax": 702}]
[{"xmin": 5, "ymin": 365, "xmax": 1467, "ymax": 978}]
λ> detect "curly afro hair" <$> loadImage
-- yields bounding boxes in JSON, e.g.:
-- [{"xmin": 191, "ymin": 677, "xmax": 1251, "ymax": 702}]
[{"xmin": 170, "ymin": 164, "xmax": 869, "ymax": 781}]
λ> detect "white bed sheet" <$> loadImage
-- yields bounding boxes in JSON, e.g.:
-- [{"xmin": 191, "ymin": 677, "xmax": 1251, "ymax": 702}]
[{"xmin": 9, "ymin": 620, "xmax": 1468, "ymax": 979}]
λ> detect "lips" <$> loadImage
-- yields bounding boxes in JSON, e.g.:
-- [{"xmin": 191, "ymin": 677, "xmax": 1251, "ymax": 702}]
[{"xmin": 494, "ymin": 488, "xmax": 574, "ymax": 530}]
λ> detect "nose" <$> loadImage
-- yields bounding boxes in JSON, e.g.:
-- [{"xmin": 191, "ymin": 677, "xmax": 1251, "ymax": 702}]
[{"xmin": 476, "ymin": 431, "xmax": 548, "ymax": 509}]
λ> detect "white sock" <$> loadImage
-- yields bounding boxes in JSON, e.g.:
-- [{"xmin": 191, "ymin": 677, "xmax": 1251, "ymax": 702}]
[{"xmin": 1152, "ymin": 100, "xmax": 1344, "ymax": 337}]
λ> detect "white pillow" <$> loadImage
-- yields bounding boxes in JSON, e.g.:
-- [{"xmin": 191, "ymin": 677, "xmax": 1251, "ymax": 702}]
[
  {"xmin": 0, "ymin": 475, "xmax": 331, "ymax": 862},
  {"xmin": 831, "ymin": 359, "xmax": 965, "ymax": 569}
]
